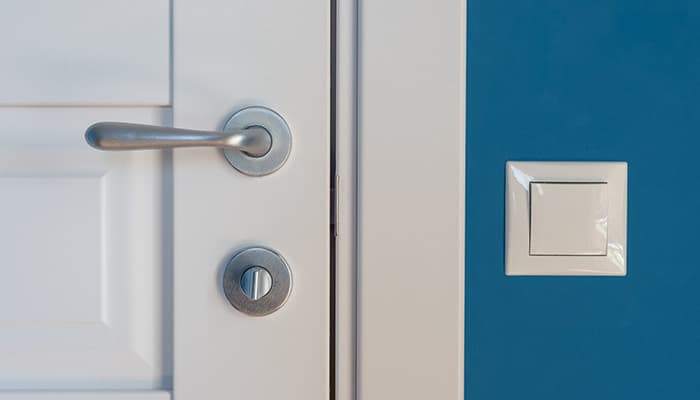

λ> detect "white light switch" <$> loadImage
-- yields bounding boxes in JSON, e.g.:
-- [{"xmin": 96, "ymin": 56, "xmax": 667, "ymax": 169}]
[
  {"xmin": 529, "ymin": 182, "xmax": 608, "ymax": 256},
  {"xmin": 505, "ymin": 162, "xmax": 627, "ymax": 276}
]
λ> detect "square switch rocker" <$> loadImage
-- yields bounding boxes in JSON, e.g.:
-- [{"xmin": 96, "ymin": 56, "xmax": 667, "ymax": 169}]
[
  {"xmin": 506, "ymin": 162, "xmax": 627, "ymax": 276},
  {"xmin": 529, "ymin": 182, "xmax": 608, "ymax": 256}
]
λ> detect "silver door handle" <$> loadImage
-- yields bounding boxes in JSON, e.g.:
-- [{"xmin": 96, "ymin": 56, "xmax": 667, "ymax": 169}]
[
  {"xmin": 84, "ymin": 106, "xmax": 292, "ymax": 176},
  {"xmin": 85, "ymin": 123, "xmax": 272, "ymax": 156}
]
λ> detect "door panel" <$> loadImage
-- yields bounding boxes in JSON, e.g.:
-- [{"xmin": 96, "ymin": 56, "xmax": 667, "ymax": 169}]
[
  {"xmin": 0, "ymin": 0, "xmax": 170, "ymax": 105},
  {"xmin": 0, "ymin": 108, "xmax": 171, "ymax": 389},
  {"xmin": 172, "ymin": 0, "xmax": 330, "ymax": 399},
  {"xmin": 0, "ymin": 0, "xmax": 328, "ymax": 398}
]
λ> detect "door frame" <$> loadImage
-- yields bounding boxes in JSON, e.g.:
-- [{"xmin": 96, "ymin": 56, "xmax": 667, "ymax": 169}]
[{"xmin": 334, "ymin": 0, "xmax": 466, "ymax": 398}]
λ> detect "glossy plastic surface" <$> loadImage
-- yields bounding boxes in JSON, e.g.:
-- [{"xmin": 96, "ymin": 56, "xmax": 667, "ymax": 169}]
[
  {"xmin": 529, "ymin": 182, "xmax": 609, "ymax": 256},
  {"xmin": 505, "ymin": 161, "xmax": 627, "ymax": 276}
]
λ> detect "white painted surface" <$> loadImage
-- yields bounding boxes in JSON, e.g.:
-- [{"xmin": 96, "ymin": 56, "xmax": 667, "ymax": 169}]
[
  {"xmin": 357, "ymin": 0, "xmax": 465, "ymax": 399},
  {"xmin": 172, "ymin": 0, "xmax": 329, "ymax": 399},
  {"xmin": 334, "ymin": 0, "xmax": 357, "ymax": 398},
  {"xmin": 0, "ymin": 0, "xmax": 329, "ymax": 398},
  {"xmin": 0, "ymin": 0, "xmax": 170, "ymax": 105},
  {"xmin": 530, "ymin": 182, "xmax": 609, "ymax": 255},
  {"xmin": 506, "ymin": 162, "xmax": 627, "ymax": 276},
  {"xmin": 0, "ymin": 108, "xmax": 171, "ymax": 389},
  {"xmin": 2, "ymin": 0, "xmax": 327, "ymax": 396},
  {"xmin": 0, "ymin": 392, "xmax": 170, "ymax": 400}
]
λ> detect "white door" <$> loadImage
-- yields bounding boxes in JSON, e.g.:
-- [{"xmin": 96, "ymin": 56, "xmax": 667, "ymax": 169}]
[{"xmin": 0, "ymin": 1, "xmax": 329, "ymax": 399}]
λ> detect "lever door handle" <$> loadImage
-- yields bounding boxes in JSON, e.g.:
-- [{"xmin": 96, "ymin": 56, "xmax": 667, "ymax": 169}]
[
  {"xmin": 84, "ymin": 106, "xmax": 292, "ymax": 176},
  {"xmin": 85, "ymin": 123, "xmax": 272, "ymax": 157}
]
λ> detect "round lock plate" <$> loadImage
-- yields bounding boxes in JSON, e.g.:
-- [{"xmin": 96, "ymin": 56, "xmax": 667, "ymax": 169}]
[
  {"xmin": 222, "ymin": 247, "xmax": 292, "ymax": 316},
  {"xmin": 223, "ymin": 106, "xmax": 292, "ymax": 176}
]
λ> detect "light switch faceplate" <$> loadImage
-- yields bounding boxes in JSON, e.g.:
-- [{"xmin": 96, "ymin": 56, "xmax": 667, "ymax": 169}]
[{"xmin": 506, "ymin": 162, "xmax": 627, "ymax": 276}]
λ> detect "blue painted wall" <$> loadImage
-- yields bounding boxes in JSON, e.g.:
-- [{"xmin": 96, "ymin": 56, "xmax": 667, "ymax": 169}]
[{"xmin": 466, "ymin": 1, "xmax": 700, "ymax": 398}]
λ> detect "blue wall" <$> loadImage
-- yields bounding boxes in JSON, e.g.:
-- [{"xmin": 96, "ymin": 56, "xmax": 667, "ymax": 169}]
[{"xmin": 466, "ymin": 1, "xmax": 700, "ymax": 398}]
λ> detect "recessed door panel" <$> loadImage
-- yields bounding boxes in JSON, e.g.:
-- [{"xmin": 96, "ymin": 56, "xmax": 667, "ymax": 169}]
[{"xmin": 0, "ymin": 108, "xmax": 171, "ymax": 389}]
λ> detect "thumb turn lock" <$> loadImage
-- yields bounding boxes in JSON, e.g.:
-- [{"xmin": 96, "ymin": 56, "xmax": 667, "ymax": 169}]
[{"xmin": 222, "ymin": 247, "xmax": 292, "ymax": 316}]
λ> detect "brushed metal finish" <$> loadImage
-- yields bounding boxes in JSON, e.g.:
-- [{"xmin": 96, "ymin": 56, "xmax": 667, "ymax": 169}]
[
  {"xmin": 84, "ymin": 106, "xmax": 292, "ymax": 176},
  {"xmin": 223, "ymin": 247, "xmax": 292, "ymax": 316},
  {"xmin": 240, "ymin": 266, "xmax": 273, "ymax": 300},
  {"xmin": 85, "ymin": 122, "xmax": 272, "ymax": 156},
  {"xmin": 223, "ymin": 106, "xmax": 292, "ymax": 176}
]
